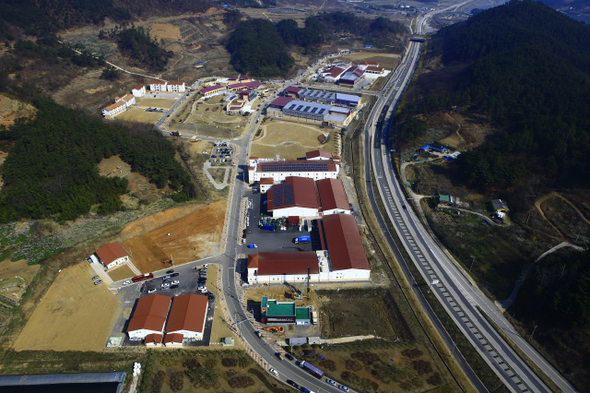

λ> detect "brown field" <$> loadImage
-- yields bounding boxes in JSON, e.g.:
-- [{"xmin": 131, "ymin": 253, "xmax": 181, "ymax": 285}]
[
  {"xmin": 136, "ymin": 97, "xmax": 177, "ymax": 109},
  {"xmin": 149, "ymin": 23, "xmax": 181, "ymax": 41},
  {"xmin": 335, "ymin": 52, "xmax": 401, "ymax": 69},
  {"xmin": 0, "ymin": 259, "xmax": 40, "ymax": 284},
  {"xmin": 116, "ymin": 107, "xmax": 164, "ymax": 123},
  {"xmin": 251, "ymin": 120, "xmax": 336, "ymax": 160},
  {"xmin": 122, "ymin": 200, "xmax": 226, "ymax": 272},
  {"xmin": 97, "ymin": 155, "xmax": 131, "ymax": 177},
  {"xmin": 108, "ymin": 264, "xmax": 135, "ymax": 281},
  {"xmin": 13, "ymin": 262, "xmax": 119, "ymax": 351},
  {"xmin": 0, "ymin": 94, "xmax": 37, "ymax": 127},
  {"xmin": 205, "ymin": 265, "xmax": 242, "ymax": 348}
]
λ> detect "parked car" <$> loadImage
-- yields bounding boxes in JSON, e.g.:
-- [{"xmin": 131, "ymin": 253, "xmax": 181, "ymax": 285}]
[
  {"xmin": 166, "ymin": 269, "xmax": 174, "ymax": 274},
  {"xmin": 161, "ymin": 283, "xmax": 170, "ymax": 288},
  {"xmin": 301, "ymin": 387, "xmax": 309, "ymax": 393},
  {"xmin": 325, "ymin": 379, "xmax": 336, "ymax": 386},
  {"xmin": 171, "ymin": 272, "xmax": 179, "ymax": 277},
  {"xmin": 123, "ymin": 280, "xmax": 131, "ymax": 285},
  {"xmin": 92, "ymin": 275, "xmax": 99, "ymax": 280},
  {"xmin": 162, "ymin": 275, "xmax": 171, "ymax": 280},
  {"xmin": 285, "ymin": 353, "xmax": 294, "ymax": 361},
  {"xmin": 275, "ymin": 352, "xmax": 283, "ymax": 361},
  {"xmin": 94, "ymin": 280, "xmax": 102, "ymax": 285},
  {"xmin": 170, "ymin": 285, "xmax": 179, "ymax": 289},
  {"xmin": 269, "ymin": 368, "xmax": 278, "ymax": 376},
  {"xmin": 338, "ymin": 385, "xmax": 349, "ymax": 392},
  {"xmin": 287, "ymin": 380, "xmax": 299, "ymax": 389},
  {"xmin": 172, "ymin": 280, "xmax": 179, "ymax": 285},
  {"xmin": 148, "ymin": 288, "xmax": 157, "ymax": 294}
]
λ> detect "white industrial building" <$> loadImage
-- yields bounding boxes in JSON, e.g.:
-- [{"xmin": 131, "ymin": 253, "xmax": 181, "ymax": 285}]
[
  {"xmin": 248, "ymin": 154, "xmax": 339, "ymax": 184},
  {"xmin": 94, "ymin": 242, "xmax": 130, "ymax": 270},
  {"xmin": 164, "ymin": 293, "xmax": 208, "ymax": 342},
  {"xmin": 266, "ymin": 176, "xmax": 351, "ymax": 218},
  {"xmin": 132, "ymin": 84, "xmax": 146, "ymax": 97},
  {"xmin": 126, "ymin": 295, "xmax": 172, "ymax": 341}
]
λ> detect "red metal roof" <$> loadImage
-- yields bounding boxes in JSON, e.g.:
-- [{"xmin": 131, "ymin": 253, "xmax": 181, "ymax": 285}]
[
  {"xmin": 95, "ymin": 243, "xmax": 128, "ymax": 264},
  {"xmin": 366, "ymin": 66, "xmax": 384, "ymax": 72},
  {"xmin": 201, "ymin": 84, "xmax": 225, "ymax": 93},
  {"xmin": 163, "ymin": 333, "xmax": 184, "ymax": 344},
  {"xmin": 269, "ymin": 96, "xmax": 295, "ymax": 108},
  {"xmin": 132, "ymin": 84, "xmax": 145, "ymax": 91},
  {"xmin": 317, "ymin": 178, "xmax": 349, "ymax": 212},
  {"xmin": 267, "ymin": 177, "xmax": 318, "ymax": 211},
  {"xmin": 260, "ymin": 177, "xmax": 274, "ymax": 184},
  {"xmin": 306, "ymin": 150, "xmax": 333, "ymax": 159},
  {"xmin": 167, "ymin": 81, "xmax": 184, "ymax": 85},
  {"xmin": 255, "ymin": 160, "xmax": 337, "ymax": 173},
  {"xmin": 323, "ymin": 66, "xmax": 345, "ymax": 78},
  {"xmin": 248, "ymin": 254, "xmax": 259, "ymax": 269},
  {"xmin": 255, "ymin": 252, "xmax": 319, "ymax": 276},
  {"xmin": 284, "ymin": 86, "xmax": 303, "ymax": 95},
  {"xmin": 322, "ymin": 214, "xmax": 369, "ymax": 271},
  {"xmin": 165, "ymin": 294, "xmax": 208, "ymax": 334},
  {"xmin": 126, "ymin": 294, "xmax": 171, "ymax": 333},
  {"xmin": 150, "ymin": 80, "xmax": 166, "ymax": 85},
  {"xmin": 145, "ymin": 333, "xmax": 163, "ymax": 344}
]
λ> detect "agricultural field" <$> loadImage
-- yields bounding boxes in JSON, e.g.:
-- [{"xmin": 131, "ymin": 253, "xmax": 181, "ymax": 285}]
[
  {"xmin": 139, "ymin": 349, "xmax": 289, "ymax": 393},
  {"xmin": 251, "ymin": 120, "xmax": 337, "ymax": 160},
  {"xmin": 12, "ymin": 262, "xmax": 119, "ymax": 352},
  {"xmin": 334, "ymin": 52, "xmax": 401, "ymax": 70},
  {"xmin": 122, "ymin": 200, "xmax": 226, "ymax": 273}
]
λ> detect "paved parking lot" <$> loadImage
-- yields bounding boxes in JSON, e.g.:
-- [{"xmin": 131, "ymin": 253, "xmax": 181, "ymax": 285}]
[{"xmin": 239, "ymin": 190, "xmax": 320, "ymax": 257}]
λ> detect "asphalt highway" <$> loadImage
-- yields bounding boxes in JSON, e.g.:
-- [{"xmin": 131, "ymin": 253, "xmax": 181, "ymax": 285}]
[{"xmin": 362, "ymin": 5, "xmax": 577, "ymax": 393}]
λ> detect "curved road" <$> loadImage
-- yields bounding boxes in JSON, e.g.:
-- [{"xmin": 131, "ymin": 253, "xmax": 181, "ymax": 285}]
[{"xmin": 364, "ymin": 7, "xmax": 577, "ymax": 393}]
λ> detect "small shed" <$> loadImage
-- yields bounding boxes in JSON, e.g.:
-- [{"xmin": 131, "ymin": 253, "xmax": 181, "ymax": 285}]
[
  {"xmin": 287, "ymin": 337, "xmax": 307, "ymax": 346},
  {"xmin": 491, "ymin": 199, "xmax": 509, "ymax": 213}
]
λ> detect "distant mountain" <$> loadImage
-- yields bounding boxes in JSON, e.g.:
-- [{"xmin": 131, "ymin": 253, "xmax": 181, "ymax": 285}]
[{"xmin": 403, "ymin": 0, "xmax": 590, "ymax": 190}]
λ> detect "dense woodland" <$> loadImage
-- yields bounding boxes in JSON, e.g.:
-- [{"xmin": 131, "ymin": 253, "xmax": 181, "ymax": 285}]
[
  {"xmin": 0, "ymin": 100, "xmax": 194, "ymax": 223},
  {"xmin": 397, "ymin": 0, "xmax": 590, "ymax": 191},
  {"xmin": 227, "ymin": 12, "xmax": 405, "ymax": 77}
]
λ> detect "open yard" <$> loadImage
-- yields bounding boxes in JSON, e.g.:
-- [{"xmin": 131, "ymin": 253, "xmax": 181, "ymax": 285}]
[
  {"xmin": 115, "ymin": 107, "xmax": 164, "ymax": 123},
  {"xmin": 335, "ymin": 51, "xmax": 401, "ymax": 70},
  {"xmin": 12, "ymin": 261, "xmax": 119, "ymax": 352},
  {"xmin": 0, "ymin": 258, "xmax": 40, "ymax": 284},
  {"xmin": 122, "ymin": 200, "xmax": 226, "ymax": 273},
  {"xmin": 251, "ymin": 120, "xmax": 337, "ymax": 160},
  {"xmin": 108, "ymin": 264, "xmax": 135, "ymax": 281},
  {"xmin": 136, "ymin": 97, "xmax": 177, "ymax": 110}
]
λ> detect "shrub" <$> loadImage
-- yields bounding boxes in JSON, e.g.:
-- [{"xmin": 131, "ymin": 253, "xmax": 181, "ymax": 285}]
[
  {"xmin": 427, "ymin": 372, "xmax": 443, "ymax": 386},
  {"xmin": 401, "ymin": 348, "xmax": 423, "ymax": 358},
  {"xmin": 169, "ymin": 371, "xmax": 184, "ymax": 392},
  {"xmin": 222, "ymin": 358, "xmax": 238, "ymax": 367},
  {"xmin": 412, "ymin": 360, "xmax": 433, "ymax": 375}
]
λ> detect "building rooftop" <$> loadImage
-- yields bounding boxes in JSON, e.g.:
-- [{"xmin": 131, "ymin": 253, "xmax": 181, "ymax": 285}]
[
  {"xmin": 150, "ymin": 80, "xmax": 166, "ymax": 85},
  {"xmin": 335, "ymin": 93, "xmax": 360, "ymax": 104},
  {"xmin": 104, "ymin": 101, "xmax": 126, "ymax": 112},
  {"xmin": 266, "ymin": 299, "xmax": 296, "ymax": 317},
  {"xmin": 255, "ymin": 252, "xmax": 319, "ymax": 276},
  {"xmin": 306, "ymin": 150, "xmax": 333, "ymax": 160},
  {"xmin": 126, "ymin": 294, "xmax": 171, "ymax": 333},
  {"xmin": 256, "ymin": 160, "xmax": 337, "ymax": 173},
  {"xmin": 132, "ymin": 84, "xmax": 145, "ymax": 91},
  {"xmin": 317, "ymin": 178, "xmax": 349, "ymax": 212},
  {"xmin": 200, "ymin": 84, "xmax": 225, "ymax": 93},
  {"xmin": 296, "ymin": 307, "xmax": 310, "ymax": 320},
  {"xmin": 269, "ymin": 96, "xmax": 295, "ymax": 108},
  {"xmin": 322, "ymin": 214, "xmax": 370, "ymax": 271},
  {"xmin": 284, "ymin": 86, "xmax": 303, "ymax": 95},
  {"xmin": 167, "ymin": 81, "xmax": 184, "ymax": 85},
  {"xmin": 95, "ymin": 243, "xmax": 128, "ymax": 264},
  {"xmin": 267, "ymin": 177, "xmax": 318, "ymax": 211},
  {"xmin": 283, "ymin": 100, "xmax": 331, "ymax": 115},
  {"xmin": 165, "ymin": 294, "xmax": 208, "ymax": 334}
]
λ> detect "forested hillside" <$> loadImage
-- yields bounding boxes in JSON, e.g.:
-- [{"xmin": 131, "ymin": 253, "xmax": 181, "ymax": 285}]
[
  {"xmin": 0, "ymin": 99, "xmax": 194, "ymax": 223},
  {"xmin": 227, "ymin": 12, "xmax": 406, "ymax": 77},
  {"xmin": 398, "ymin": 0, "xmax": 590, "ymax": 190}
]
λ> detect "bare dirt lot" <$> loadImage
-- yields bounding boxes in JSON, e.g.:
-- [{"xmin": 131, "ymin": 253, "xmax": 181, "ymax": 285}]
[
  {"xmin": 335, "ymin": 51, "xmax": 401, "ymax": 70},
  {"xmin": 251, "ymin": 120, "xmax": 337, "ymax": 160},
  {"xmin": 115, "ymin": 107, "xmax": 164, "ymax": 124},
  {"xmin": 122, "ymin": 200, "xmax": 226, "ymax": 272},
  {"xmin": 0, "ymin": 259, "xmax": 40, "ymax": 284},
  {"xmin": 13, "ymin": 262, "xmax": 119, "ymax": 352},
  {"xmin": 108, "ymin": 264, "xmax": 135, "ymax": 281}
]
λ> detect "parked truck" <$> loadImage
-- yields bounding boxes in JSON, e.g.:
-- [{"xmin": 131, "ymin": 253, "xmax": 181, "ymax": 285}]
[
  {"xmin": 312, "ymin": 311, "xmax": 318, "ymax": 325},
  {"xmin": 294, "ymin": 235, "xmax": 311, "ymax": 244},
  {"xmin": 248, "ymin": 244, "xmax": 257, "ymax": 249},
  {"xmin": 298, "ymin": 361, "xmax": 324, "ymax": 379}
]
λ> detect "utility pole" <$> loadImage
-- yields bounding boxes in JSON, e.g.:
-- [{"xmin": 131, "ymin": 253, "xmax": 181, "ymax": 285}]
[{"xmin": 529, "ymin": 324, "xmax": 538, "ymax": 341}]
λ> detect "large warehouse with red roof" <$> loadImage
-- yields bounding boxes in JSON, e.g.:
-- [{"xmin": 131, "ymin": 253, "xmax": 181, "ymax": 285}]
[{"xmin": 247, "ymin": 214, "xmax": 370, "ymax": 284}]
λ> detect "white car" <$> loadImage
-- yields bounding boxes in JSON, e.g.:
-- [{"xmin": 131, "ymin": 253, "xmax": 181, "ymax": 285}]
[
  {"xmin": 148, "ymin": 288, "xmax": 156, "ymax": 294},
  {"xmin": 161, "ymin": 283, "xmax": 170, "ymax": 288},
  {"xmin": 338, "ymin": 385, "xmax": 349, "ymax": 392},
  {"xmin": 269, "ymin": 368, "xmax": 278, "ymax": 376},
  {"xmin": 123, "ymin": 280, "xmax": 131, "ymax": 285},
  {"xmin": 326, "ymin": 379, "xmax": 337, "ymax": 386},
  {"xmin": 199, "ymin": 287, "xmax": 208, "ymax": 293},
  {"xmin": 172, "ymin": 280, "xmax": 180, "ymax": 285}
]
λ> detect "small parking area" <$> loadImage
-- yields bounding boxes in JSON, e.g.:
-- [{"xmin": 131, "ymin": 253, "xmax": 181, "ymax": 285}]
[
  {"xmin": 239, "ymin": 190, "xmax": 320, "ymax": 257},
  {"xmin": 209, "ymin": 142, "xmax": 235, "ymax": 164}
]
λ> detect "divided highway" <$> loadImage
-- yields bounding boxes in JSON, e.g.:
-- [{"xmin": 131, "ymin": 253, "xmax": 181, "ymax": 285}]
[{"xmin": 363, "ymin": 8, "xmax": 577, "ymax": 393}]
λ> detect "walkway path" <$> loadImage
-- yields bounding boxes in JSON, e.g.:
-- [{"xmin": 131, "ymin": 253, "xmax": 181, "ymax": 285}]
[
  {"xmin": 498, "ymin": 241, "xmax": 586, "ymax": 310},
  {"xmin": 202, "ymin": 161, "xmax": 232, "ymax": 190}
]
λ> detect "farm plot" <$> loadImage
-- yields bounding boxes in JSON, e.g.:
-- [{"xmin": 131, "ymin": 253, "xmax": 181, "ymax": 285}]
[
  {"xmin": 122, "ymin": 200, "xmax": 226, "ymax": 273},
  {"xmin": 13, "ymin": 262, "xmax": 119, "ymax": 351},
  {"xmin": 251, "ymin": 121, "xmax": 336, "ymax": 160}
]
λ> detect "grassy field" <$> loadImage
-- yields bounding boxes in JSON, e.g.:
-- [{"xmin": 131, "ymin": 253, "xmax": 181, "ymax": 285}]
[
  {"xmin": 13, "ymin": 262, "xmax": 119, "ymax": 352},
  {"xmin": 136, "ymin": 97, "xmax": 177, "ymax": 110},
  {"xmin": 116, "ymin": 107, "xmax": 164, "ymax": 124},
  {"xmin": 108, "ymin": 264, "xmax": 135, "ymax": 281},
  {"xmin": 251, "ymin": 120, "xmax": 336, "ymax": 160}
]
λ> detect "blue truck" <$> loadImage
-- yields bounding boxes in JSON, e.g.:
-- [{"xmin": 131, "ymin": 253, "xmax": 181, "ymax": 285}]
[
  {"xmin": 299, "ymin": 361, "xmax": 324, "ymax": 379},
  {"xmin": 294, "ymin": 235, "xmax": 311, "ymax": 244}
]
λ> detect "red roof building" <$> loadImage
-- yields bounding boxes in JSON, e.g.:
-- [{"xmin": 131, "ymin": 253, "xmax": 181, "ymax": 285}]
[
  {"xmin": 165, "ymin": 294, "xmax": 208, "ymax": 341},
  {"xmin": 269, "ymin": 96, "xmax": 295, "ymax": 109},
  {"xmin": 95, "ymin": 242, "xmax": 129, "ymax": 270},
  {"xmin": 316, "ymin": 178, "xmax": 350, "ymax": 214},
  {"xmin": 200, "ymin": 84, "xmax": 225, "ymax": 97},
  {"xmin": 249, "ymin": 252, "xmax": 320, "ymax": 277},
  {"xmin": 267, "ymin": 177, "xmax": 319, "ymax": 214},
  {"xmin": 306, "ymin": 150, "xmax": 333, "ymax": 160},
  {"xmin": 284, "ymin": 86, "xmax": 303, "ymax": 97},
  {"xmin": 126, "ymin": 295, "xmax": 172, "ymax": 340},
  {"xmin": 321, "ymin": 214, "xmax": 370, "ymax": 271}
]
